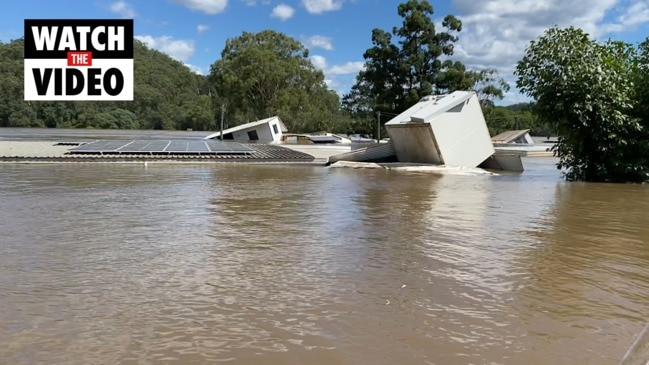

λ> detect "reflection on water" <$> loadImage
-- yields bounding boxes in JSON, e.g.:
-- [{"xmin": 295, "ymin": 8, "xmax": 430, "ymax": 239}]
[{"xmin": 1, "ymin": 158, "xmax": 648, "ymax": 364}]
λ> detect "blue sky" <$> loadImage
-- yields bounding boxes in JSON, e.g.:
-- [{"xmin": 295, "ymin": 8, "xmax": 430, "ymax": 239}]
[{"xmin": 2, "ymin": 0, "xmax": 649, "ymax": 104}]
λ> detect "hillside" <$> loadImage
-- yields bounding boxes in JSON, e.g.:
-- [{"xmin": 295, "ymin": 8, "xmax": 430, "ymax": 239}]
[{"xmin": 0, "ymin": 39, "xmax": 214, "ymax": 130}]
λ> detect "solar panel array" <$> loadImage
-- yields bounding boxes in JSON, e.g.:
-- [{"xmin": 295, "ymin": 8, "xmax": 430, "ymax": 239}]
[{"xmin": 69, "ymin": 140, "xmax": 254, "ymax": 155}]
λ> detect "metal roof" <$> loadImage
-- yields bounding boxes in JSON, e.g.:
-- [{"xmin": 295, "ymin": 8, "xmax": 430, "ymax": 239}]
[
  {"xmin": 385, "ymin": 91, "xmax": 476, "ymax": 125},
  {"xmin": 491, "ymin": 129, "xmax": 531, "ymax": 143}
]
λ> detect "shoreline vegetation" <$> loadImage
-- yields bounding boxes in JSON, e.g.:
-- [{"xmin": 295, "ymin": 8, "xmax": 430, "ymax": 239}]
[
  {"xmin": 1, "ymin": 1, "xmax": 544, "ymax": 137},
  {"xmin": 1, "ymin": 1, "xmax": 648, "ymax": 182}
]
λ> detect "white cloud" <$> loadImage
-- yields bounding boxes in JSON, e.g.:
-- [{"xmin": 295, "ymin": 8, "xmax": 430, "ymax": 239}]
[
  {"xmin": 311, "ymin": 55, "xmax": 364, "ymax": 75},
  {"xmin": 310, "ymin": 55, "xmax": 364, "ymax": 93},
  {"xmin": 185, "ymin": 63, "xmax": 207, "ymax": 75},
  {"xmin": 328, "ymin": 61, "xmax": 364, "ymax": 75},
  {"xmin": 304, "ymin": 35, "xmax": 333, "ymax": 50},
  {"xmin": 620, "ymin": 0, "xmax": 649, "ymax": 25},
  {"xmin": 445, "ymin": 0, "xmax": 649, "ymax": 104},
  {"xmin": 197, "ymin": 24, "xmax": 210, "ymax": 33},
  {"xmin": 109, "ymin": 1, "xmax": 137, "ymax": 18},
  {"xmin": 324, "ymin": 78, "xmax": 340, "ymax": 90},
  {"xmin": 271, "ymin": 4, "xmax": 295, "ymax": 21},
  {"xmin": 172, "ymin": 0, "xmax": 228, "ymax": 14},
  {"xmin": 601, "ymin": 0, "xmax": 649, "ymax": 33},
  {"xmin": 135, "ymin": 35, "xmax": 195, "ymax": 62},
  {"xmin": 302, "ymin": 0, "xmax": 342, "ymax": 14},
  {"xmin": 311, "ymin": 55, "xmax": 329, "ymax": 70}
]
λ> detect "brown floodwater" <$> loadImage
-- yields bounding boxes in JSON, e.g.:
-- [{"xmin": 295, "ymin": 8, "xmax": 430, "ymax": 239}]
[{"xmin": 1, "ymin": 158, "xmax": 648, "ymax": 365}]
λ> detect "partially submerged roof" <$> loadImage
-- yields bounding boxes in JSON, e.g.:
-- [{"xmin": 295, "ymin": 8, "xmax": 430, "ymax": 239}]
[
  {"xmin": 385, "ymin": 91, "xmax": 476, "ymax": 125},
  {"xmin": 282, "ymin": 133, "xmax": 351, "ymax": 144},
  {"xmin": 491, "ymin": 129, "xmax": 531, "ymax": 144},
  {"xmin": 69, "ymin": 139, "xmax": 254, "ymax": 155},
  {"xmin": 204, "ymin": 116, "xmax": 287, "ymax": 139}
]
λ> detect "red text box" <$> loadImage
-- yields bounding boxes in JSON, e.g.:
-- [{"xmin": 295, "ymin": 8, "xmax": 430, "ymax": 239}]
[{"xmin": 67, "ymin": 51, "xmax": 92, "ymax": 66}]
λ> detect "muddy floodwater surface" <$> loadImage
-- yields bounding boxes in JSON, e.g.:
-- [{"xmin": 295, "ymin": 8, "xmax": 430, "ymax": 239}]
[{"xmin": 1, "ymin": 158, "xmax": 648, "ymax": 364}]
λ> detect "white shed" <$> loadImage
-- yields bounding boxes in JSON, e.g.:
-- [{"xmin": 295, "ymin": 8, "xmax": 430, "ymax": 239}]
[
  {"xmin": 384, "ymin": 91, "xmax": 495, "ymax": 168},
  {"xmin": 204, "ymin": 116, "xmax": 288, "ymax": 143}
]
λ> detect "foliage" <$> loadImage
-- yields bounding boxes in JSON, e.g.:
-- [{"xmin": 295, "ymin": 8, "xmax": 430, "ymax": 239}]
[
  {"xmin": 631, "ymin": 39, "xmax": 649, "ymax": 124},
  {"xmin": 0, "ymin": 39, "xmax": 215, "ymax": 130},
  {"xmin": 342, "ymin": 0, "xmax": 509, "ymax": 138},
  {"xmin": 482, "ymin": 104, "xmax": 552, "ymax": 137},
  {"xmin": 209, "ymin": 30, "xmax": 342, "ymax": 133},
  {"xmin": 516, "ymin": 26, "xmax": 649, "ymax": 183}
]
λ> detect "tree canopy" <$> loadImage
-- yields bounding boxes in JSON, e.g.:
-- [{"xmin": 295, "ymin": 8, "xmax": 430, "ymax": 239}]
[
  {"xmin": 1, "ymin": 31, "xmax": 348, "ymax": 133},
  {"xmin": 0, "ymin": 38, "xmax": 214, "ymax": 130},
  {"xmin": 516, "ymin": 26, "xmax": 649, "ymax": 183},
  {"xmin": 209, "ymin": 30, "xmax": 343, "ymax": 133},
  {"xmin": 342, "ymin": 0, "xmax": 509, "ymax": 138}
]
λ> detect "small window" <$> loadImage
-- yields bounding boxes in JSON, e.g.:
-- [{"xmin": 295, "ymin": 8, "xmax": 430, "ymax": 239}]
[
  {"xmin": 272, "ymin": 124, "xmax": 279, "ymax": 134},
  {"xmin": 247, "ymin": 130, "xmax": 259, "ymax": 141}
]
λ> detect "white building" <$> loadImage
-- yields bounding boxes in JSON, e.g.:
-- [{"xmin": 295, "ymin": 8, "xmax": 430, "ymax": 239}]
[
  {"xmin": 384, "ymin": 91, "xmax": 495, "ymax": 168},
  {"xmin": 204, "ymin": 116, "xmax": 288, "ymax": 143}
]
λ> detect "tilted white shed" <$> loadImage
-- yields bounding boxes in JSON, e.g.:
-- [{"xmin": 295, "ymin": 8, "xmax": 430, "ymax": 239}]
[{"xmin": 384, "ymin": 91, "xmax": 495, "ymax": 167}]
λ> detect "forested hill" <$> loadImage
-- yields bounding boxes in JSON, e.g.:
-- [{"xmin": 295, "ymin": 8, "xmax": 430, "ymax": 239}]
[
  {"xmin": 483, "ymin": 103, "xmax": 555, "ymax": 137},
  {"xmin": 0, "ymin": 0, "xmax": 522, "ymax": 136},
  {"xmin": 0, "ymin": 35, "xmax": 551, "ymax": 136},
  {"xmin": 0, "ymin": 38, "xmax": 214, "ymax": 130}
]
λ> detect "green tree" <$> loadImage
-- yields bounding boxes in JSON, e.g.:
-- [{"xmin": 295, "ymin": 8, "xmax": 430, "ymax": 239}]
[
  {"xmin": 344, "ymin": 1, "xmax": 462, "ymax": 115},
  {"xmin": 631, "ymin": 39, "xmax": 649, "ymax": 123},
  {"xmin": 343, "ymin": 0, "xmax": 508, "ymax": 137},
  {"xmin": 516, "ymin": 27, "xmax": 649, "ymax": 182},
  {"xmin": 0, "ymin": 38, "xmax": 214, "ymax": 131},
  {"xmin": 182, "ymin": 95, "xmax": 215, "ymax": 131},
  {"xmin": 0, "ymin": 39, "xmax": 26, "ymax": 127},
  {"xmin": 209, "ymin": 30, "xmax": 341, "ymax": 133},
  {"xmin": 8, "ymin": 103, "xmax": 42, "ymax": 127}
]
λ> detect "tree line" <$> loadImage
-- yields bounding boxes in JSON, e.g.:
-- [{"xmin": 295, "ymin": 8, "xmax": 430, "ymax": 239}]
[
  {"xmin": 3, "ymin": 0, "xmax": 647, "ymax": 182},
  {"xmin": 1, "ymin": 0, "xmax": 521, "ymax": 135},
  {"xmin": 1, "ymin": 38, "xmax": 215, "ymax": 130}
]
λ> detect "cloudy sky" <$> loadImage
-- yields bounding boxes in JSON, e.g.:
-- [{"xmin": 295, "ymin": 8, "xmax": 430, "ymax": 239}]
[{"xmin": 2, "ymin": 0, "xmax": 648, "ymax": 104}]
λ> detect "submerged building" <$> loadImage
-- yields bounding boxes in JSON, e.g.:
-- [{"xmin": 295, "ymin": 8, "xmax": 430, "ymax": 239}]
[
  {"xmin": 329, "ymin": 91, "xmax": 524, "ymax": 172},
  {"xmin": 384, "ymin": 91, "xmax": 495, "ymax": 167},
  {"xmin": 204, "ymin": 116, "xmax": 287, "ymax": 144}
]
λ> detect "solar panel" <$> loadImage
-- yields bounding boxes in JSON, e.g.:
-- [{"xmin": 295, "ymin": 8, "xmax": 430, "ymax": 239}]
[
  {"xmin": 118, "ymin": 140, "xmax": 148, "ymax": 152},
  {"xmin": 69, "ymin": 140, "xmax": 254, "ymax": 155},
  {"xmin": 166, "ymin": 141, "xmax": 189, "ymax": 152},
  {"xmin": 206, "ymin": 140, "xmax": 252, "ymax": 152},
  {"xmin": 140, "ymin": 141, "xmax": 170, "ymax": 152},
  {"xmin": 187, "ymin": 141, "xmax": 210, "ymax": 152}
]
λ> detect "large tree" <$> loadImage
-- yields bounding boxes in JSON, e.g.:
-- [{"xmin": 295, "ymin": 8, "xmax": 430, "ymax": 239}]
[
  {"xmin": 209, "ymin": 30, "xmax": 341, "ymax": 133},
  {"xmin": 342, "ymin": 0, "xmax": 507, "ymax": 137},
  {"xmin": 631, "ymin": 39, "xmax": 649, "ymax": 123},
  {"xmin": 516, "ymin": 26, "xmax": 649, "ymax": 183}
]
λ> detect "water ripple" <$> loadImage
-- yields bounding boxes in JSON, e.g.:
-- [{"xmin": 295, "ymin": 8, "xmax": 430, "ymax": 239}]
[{"xmin": 0, "ymin": 161, "xmax": 648, "ymax": 364}]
